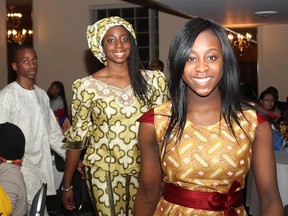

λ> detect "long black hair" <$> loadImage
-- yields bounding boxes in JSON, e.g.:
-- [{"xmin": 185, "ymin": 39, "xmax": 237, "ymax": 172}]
[
  {"xmin": 126, "ymin": 31, "xmax": 150, "ymax": 105},
  {"xmin": 164, "ymin": 17, "xmax": 252, "ymax": 145},
  {"xmin": 50, "ymin": 81, "xmax": 68, "ymax": 116}
]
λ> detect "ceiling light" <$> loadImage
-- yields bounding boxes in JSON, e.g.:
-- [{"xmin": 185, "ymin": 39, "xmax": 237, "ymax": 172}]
[
  {"xmin": 254, "ymin": 11, "xmax": 278, "ymax": 19},
  {"xmin": 6, "ymin": 6, "xmax": 33, "ymax": 45},
  {"xmin": 228, "ymin": 32, "xmax": 253, "ymax": 56}
]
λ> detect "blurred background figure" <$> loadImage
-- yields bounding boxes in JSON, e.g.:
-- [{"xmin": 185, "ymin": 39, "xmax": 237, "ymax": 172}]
[
  {"xmin": 259, "ymin": 90, "xmax": 284, "ymax": 150},
  {"xmin": 0, "ymin": 122, "xmax": 27, "ymax": 216},
  {"xmin": 148, "ymin": 59, "xmax": 164, "ymax": 72},
  {"xmin": 47, "ymin": 81, "xmax": 73, "ymax": 215},
  {"xmin": 265, "ymin": 86, "xmax": 287, "ymax": 117},
  {"xmin": 259, "ymin": 90, "xmax": 278, "ymax": 113},
  {"xmin": 47, "ymin": 81, "xmax": 69, "ymax": 127}
]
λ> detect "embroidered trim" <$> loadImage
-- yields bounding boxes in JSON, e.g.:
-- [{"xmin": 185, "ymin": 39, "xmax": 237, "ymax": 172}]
[{"xmin": 0, "ymin": 156, "xmax": 23, "ymax": 165}]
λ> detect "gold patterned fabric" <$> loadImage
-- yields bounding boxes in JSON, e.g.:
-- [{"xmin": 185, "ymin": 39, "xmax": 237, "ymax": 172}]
[
  {"xmin": 64, "ymin": 70, "xmax": 169, "ymax": 215},
  {"xmin": 87, "ymin": 16, "xmax": 136, "ymax": 65},
  {"xmin": 153, "ymin": 101, "xmax": 260, "ymax": 216}
]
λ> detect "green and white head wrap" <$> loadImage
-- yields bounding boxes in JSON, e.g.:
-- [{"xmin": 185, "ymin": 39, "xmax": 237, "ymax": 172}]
[{"xmin": 87, "ymin": 16, "xmax": 136, "ymax": 65}]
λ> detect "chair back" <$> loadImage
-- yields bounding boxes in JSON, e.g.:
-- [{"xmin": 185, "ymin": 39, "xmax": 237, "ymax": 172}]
[{"xmin": 29, "ymin": 183, "xmax": 47, "ymax": 216}]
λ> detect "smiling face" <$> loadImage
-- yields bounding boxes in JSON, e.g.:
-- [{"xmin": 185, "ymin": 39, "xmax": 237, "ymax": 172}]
[
  {"xmin": 182, "ymin": 29, "xmax": 223, "ymax": 98},
  {"xmin": 102, "ymin": 25, "xmax": 131, "ymax": 65},
  {"xmin": 12, "ymin": 48, "xmax": 38, "ymax": 82},
  {"xmin": 260, "ymin": 92, "xmax": 275, "ymax": 110}
]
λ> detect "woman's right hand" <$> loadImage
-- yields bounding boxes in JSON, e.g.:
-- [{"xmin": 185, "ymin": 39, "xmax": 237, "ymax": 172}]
[
  {"xmin": 62, "ymin": 150, "xmax": 82, "ymax": 211},
  {"xmin": 77, "ymin": 160, "xmax": 86, "ymax": 179},
  {"xmin": 62, "ymin": 189, "xmax": 75, "ymax": 211}
]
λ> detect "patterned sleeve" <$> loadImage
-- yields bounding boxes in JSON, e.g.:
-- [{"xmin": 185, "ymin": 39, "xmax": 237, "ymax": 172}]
[
  {"xmin": 148, "ymin": 70, "xmax": 170, "ymax": 107},
  {"xmin": 63, "ymin": 79, "xmax": 94, "ymax": 150}
]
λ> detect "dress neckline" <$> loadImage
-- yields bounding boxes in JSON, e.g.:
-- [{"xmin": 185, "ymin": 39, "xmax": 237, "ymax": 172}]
[{"xmin": 89, "ymin": 75, "xmax": 131, "ymax": 90}]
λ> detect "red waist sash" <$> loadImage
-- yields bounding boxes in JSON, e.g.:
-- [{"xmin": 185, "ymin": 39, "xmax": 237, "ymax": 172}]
[{"xmin": 163, "ymin": 181, "xmax": 243, "ymax": 216}]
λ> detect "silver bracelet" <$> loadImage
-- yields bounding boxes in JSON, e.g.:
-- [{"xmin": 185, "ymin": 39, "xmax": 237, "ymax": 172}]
[{"xmin": 61, "ymin": 185, "xmax": 73, "ymax": 192}]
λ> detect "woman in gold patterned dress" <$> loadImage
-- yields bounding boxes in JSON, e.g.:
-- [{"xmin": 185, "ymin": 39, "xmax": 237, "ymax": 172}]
[
  {"xmin": 61, "ymin": 16, "xmax": 169, "ymax": 215},
  {"xmin": 134, "ymin": 18, "xmax": 283, "ymax": 215}
]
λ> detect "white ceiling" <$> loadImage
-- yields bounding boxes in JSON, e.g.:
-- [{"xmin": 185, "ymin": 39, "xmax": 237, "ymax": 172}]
[{"xmin": 151, "ymin": 0, "xmax": 288, "ymax": 28}]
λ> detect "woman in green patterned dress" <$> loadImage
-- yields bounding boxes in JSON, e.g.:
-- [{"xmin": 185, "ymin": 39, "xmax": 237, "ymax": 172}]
[{"xmin": 61, "ymin": 16, "xmax": 169, "ymax": 216}]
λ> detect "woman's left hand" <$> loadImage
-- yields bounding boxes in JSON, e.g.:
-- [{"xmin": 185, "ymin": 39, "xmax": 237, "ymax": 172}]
[{"xmin": 61, "ymin": 118, "xmax": 71, "ymax": 133}]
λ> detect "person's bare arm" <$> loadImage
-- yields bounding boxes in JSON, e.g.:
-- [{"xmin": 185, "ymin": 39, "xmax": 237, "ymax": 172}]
[
  {"xmin": 252, "ymin": 121, "xmax": 284, "ymax": 215},
  {"xmin": 62, "ymin": 149, "xmax": 81, "ymax": 211},
  {"xmin": 134, "ymin": 122, "xmax": 163, "ymax": 215}
]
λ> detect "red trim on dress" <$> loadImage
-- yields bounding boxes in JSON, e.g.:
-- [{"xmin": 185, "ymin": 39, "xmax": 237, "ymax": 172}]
[
  {"xmin": 137, "ymin": 108, "xmax": 154, "ymax": 124},
  {"xmin": 138, "ymin": 106, "xmax": 270, "ymax": 126}
]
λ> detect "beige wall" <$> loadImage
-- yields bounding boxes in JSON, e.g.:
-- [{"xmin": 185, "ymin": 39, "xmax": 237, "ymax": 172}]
[
  {"xmin": 159, "ymin": 12, "xmax": 188, "ymax": 77},
  {"xmin": 257, "ymin": 24, "xmax": 288, "ymax": 101},
  {"xmin": 0, "ymin": 0, "xmax": 7, "ymax": 88},
  {"xmin": 1, "ymin": 0, "xmax": 287, "ymax": 103},
  {"xmin": 4, "ymin": 0, "xmax": 186, "ymax": 105},
  {"xmin": 33, "ymin": 0, "xmax": 126, "ymax": 104}
]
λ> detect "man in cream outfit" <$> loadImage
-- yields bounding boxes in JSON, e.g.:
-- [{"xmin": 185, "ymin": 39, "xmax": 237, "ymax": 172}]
[{"xmin": 0, "ymin": 44, "xmax": 66, "ymax": 215}]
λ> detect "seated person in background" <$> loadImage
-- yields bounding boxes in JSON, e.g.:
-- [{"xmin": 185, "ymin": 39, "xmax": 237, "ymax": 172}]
[
  {"xmin": 47, "ymin": 81, "xmax": 69, "ymax": 126},
  {"xmin": 0, "ymin": 122, "xmax": 27, "ymax": 216},
  {"xmin": 259, "ymin": 90, "xmax": 281, "ymax": 118},
  {"xmin": 259, "ymin": 90, "xmax": 284, "ymax": 150},
  {"xmin": 265, "ymin": 86, "xmax": 287, "ymax": 118},
  {"xmin": 148, "ymin": 59, "xmax": 164, "ymax": 72}
]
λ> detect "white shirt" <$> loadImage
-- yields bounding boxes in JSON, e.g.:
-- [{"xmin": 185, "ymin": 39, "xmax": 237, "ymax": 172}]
[
  {"xmin": 0, "ymin": 82, "xmax": 66, "ymax": 203},
  {"xmin": 50, "ymin": 96, "xmax": 64, "ymax": 112}
]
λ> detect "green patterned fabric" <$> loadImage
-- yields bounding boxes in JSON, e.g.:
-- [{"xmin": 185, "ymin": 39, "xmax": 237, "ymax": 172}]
[
  {"xmin": 65, "ymin": 70, "xmax": 168, "ymax": 174},
  {"xmin": 64, "ymin": 70, "xmax": 168, "ymax": 215},
  {"xmin": 86, "ymin": 166, "xmax": 139, "ymax": 216}
]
